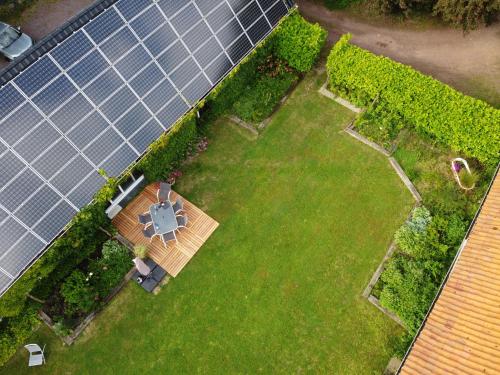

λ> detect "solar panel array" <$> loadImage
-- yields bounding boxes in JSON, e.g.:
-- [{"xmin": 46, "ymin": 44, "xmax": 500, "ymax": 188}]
[{"xmin": 0, "ymin": 0, "xmax": 292, "ymax": 295}]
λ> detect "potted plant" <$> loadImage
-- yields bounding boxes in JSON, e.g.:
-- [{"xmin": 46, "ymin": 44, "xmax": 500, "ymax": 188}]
[
  {"xmin": 451, "ymin": 158, "xmax": 477, "ymax": 190},
  {"xmin": 133, "ymin": 244, "xmax": 148, "ymax": 259}
]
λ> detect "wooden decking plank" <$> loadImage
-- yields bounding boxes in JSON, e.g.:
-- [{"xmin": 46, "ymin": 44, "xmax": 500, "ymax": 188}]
[{"xmin": 112, "ymin": 184, "xmax": 218, "ymax": 277}]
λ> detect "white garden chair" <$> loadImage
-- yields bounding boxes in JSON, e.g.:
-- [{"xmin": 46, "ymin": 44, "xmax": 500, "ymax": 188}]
[{"xmin": 24, "ymin": 344, "xmax": 45, "ymax": 367}]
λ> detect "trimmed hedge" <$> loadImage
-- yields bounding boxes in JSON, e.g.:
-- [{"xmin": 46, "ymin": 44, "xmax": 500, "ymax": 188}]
[
  {"xmin": 327, "ymin": 34, "xmax": 500, "ymax": 164},
  {"xmin": 137, "ymin": 113, "xmax": 198, "ymax": 182},
  {"xmin": 275, "ymin": 12, "xmax": 327, "ymax": 72},
  {"xmin": 203, "ymin": 10, "xmax": 326, "ymax": 122}
]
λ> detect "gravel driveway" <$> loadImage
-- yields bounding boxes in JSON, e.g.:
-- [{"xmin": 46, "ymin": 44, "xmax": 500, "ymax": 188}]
[{"xmin": 0, "ymin": 0, "xmax": 95, "ymax": 70}]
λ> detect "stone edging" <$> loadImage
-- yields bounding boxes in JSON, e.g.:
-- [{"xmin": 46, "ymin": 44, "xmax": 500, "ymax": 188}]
[
  {"xmin": 319, "ymin": 82, "xmax": 362, "ymax": 113},
  {"xmin": 318, "ymin": 82, "xmax": 421, "ymax": 204},
  {"xmin": 319, "ymin": 82, "xmax": 423, "ymax": 330}
]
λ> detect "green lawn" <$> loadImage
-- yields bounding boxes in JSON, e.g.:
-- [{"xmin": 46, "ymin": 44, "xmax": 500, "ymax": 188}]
[{"xmin": 2, "ymin": 72, "xmax": 413, "ymax": 374}]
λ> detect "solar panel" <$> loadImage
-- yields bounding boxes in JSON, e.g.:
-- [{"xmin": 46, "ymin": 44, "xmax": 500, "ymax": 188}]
[{"xmin": 0, "ymin": 0, "xmax": 293, "ymax": 294}]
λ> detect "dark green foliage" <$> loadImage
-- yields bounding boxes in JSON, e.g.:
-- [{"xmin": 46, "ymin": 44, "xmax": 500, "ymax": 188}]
[
  {"xmin": 137, "ymin": 114, "xmax": 199, "ymax": 182},
  {"xmin": 379, "ymin": 206, "xmax": 467, "ymax": 333},
  {"xmin": 0, "ymin": 203, "xmax": 111, "ymax": 318},
  {"xmin": 354, "ymin": 103, "xmax": 404, "ymax": 149},
  {"xmin": 60, "ymin": 241, "xmax": 131, "ymax": 316},
  {"xmin": 203, "ymin": 39, "xmax": 276, "ymax": 122},
  {"xmin": 323, "ymin": 0, "xmax": 361, "ymax": 9},
  {"xmin": 274, "ymin": 12, "xmax": 327, "ymax": 72},
  {"xmin": 232, "ymin": 59, "xmax": 297, "ymax": 123},
  {"xmin": 327, "ymin": 35, "xmax": 500, "ymax": 164},
  {"xmin": 433, "ymin": 0, "xmax": 500, "ymax": 30},
  {"xmin": 371, "ymin": 0, "xmax": 499, "ymax": 30},
  {"xmin": 60, "ymin": 271, "xmax": 98, "ymax": 314},
  {"xmin": 203, "ymin": 11, "xmax": 324, "ymax": 124},
  {"xmin": 89, "ymin": 241, "xmax": 132, "ymax": 299},
  {"xmin": 0, "ymin": 306, "xmax": 39, "ymax": 367},
  {"xmin": 379, "ymin": 256, "xmax": 439, "ymax": 334}
]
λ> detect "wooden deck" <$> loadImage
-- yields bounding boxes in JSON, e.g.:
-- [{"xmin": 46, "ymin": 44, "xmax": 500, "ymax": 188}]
[{"xmin": 112, "ymin": 184, "xmax": 219, "ymax": 277}]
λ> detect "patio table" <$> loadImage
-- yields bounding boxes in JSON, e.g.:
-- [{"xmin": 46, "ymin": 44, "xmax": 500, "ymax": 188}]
[{"xmin": 149, "ymin": 201, "xmax": 178, "ymax": 235}]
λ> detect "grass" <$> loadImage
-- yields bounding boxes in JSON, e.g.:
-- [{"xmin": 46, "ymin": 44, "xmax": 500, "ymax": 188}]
[
  {"xmin": 1, "ymin": 71, "xmax": 414, "ymax": 374},
  {"xmin": 393, "ymin": 130, "xmax": 493, "ymax": 219}
]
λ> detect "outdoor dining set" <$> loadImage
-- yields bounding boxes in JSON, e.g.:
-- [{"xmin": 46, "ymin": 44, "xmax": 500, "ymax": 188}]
[{"xmin": 138, "ymin": 182, "xmax": 188, "ymax": 247}]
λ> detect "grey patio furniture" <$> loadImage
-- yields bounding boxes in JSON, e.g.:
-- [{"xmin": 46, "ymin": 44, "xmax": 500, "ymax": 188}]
[
  {"xmin": 138, "ymin": 211, "xmax": 152, "ymax": 225},
  {"xmin": 172, "ymin": 197, "xmax": 183, "ymax": 213},
  {"xmin": 142, "ymin": 225, "xmax": 156, "ymax": 240},
  {"xmin": 161, "ymin": 231, "xmax": 177, "ymax": 246},
  {"xmin": 24, "ymin": 344, "xmax": 45, "ymax": 367},
  {"xmin": 157, "ymin": 182, "xmax": 172, "ymax": 202},
  {"xmin": 176, "ymin": 214, "xmax": 188, "ymax": 228}
]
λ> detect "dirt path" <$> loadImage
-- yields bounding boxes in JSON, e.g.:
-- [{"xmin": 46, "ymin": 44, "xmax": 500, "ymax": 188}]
[{"xmin": 297, "ymin": 0, "xmax": 500, "ymax": 106}]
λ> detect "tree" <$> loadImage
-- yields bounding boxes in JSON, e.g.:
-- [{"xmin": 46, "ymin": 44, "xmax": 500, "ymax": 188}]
[{"xmin": 433, "ymin": 0, "xmax": 500, "ymax": 30}]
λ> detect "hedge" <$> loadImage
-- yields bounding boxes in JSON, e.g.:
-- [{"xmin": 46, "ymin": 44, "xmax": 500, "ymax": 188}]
[
  {"xmin": 274, "ymin": 12, "xmax": 327, "ymax": 72},
  {"xmin": 327, "ymin": 34, "xmax": 500, "ymax": 164},
  {"xmin": 0, "ymin": 306, "xmax": 39, "ymax": 367},
  {"xmin": 137, "ymin": 113, "xmax": 198, "ymax": 182},
  {"xmin": 204, "ymin": 10, "xmax": 326, "ymax": 122}
]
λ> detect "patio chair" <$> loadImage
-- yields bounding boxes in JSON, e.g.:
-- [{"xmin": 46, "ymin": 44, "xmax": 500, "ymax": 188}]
[
  {"xmin": 161, "ymin": 231, "xmax": 177, "ymax": 246},
  {"xmin": 157, "ymin": 182, "xmax": 172, "ymax": 203},
  {"xmin": 176, "ymin": 214, "xmax": 188, "ymax": 228},
  {"xmin": 138, "ymin": 212, "xmax": 152, "ymax": 225},
  {"xmin": 142, "ymin": 225, "xmax": 156, "ymax": 240},
  {"xmin": 24, "ymin": 344, "xmax": 45, "ymax": 367},
  {"xmin": 172, "ymin": 198, "xmax": 183, "ymax": 214}
]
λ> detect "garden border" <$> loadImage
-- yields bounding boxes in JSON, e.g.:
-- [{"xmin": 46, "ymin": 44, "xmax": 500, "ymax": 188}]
[
  {"xmin": 318, "ymin": 81, "xmax": 421, "ymax": 329},
  {"xmin": 39, "ymin": 266, "xmax": 135, "ymax": 345}
]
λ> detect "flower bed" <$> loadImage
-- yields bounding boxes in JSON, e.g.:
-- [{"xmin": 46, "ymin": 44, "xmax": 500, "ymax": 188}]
[{"xmin": 40, "ymin": 240, "xmax": 132, "ymax": 337}]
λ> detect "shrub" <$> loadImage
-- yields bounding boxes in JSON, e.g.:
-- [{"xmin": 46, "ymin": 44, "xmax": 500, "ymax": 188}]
[
  {"xmin": 90, "ymin": 241, "xmax": 132, "ymax": 298},
  {"xmin": 326, "ymin": 34, "xmax": 500, "ymax": 164},
  {"xmin": 275, "ymin": 12, "xmax": 327, "ymax": 72},
  {"xmin": 394, "ymin": 207, "xmax": 432, "ymax": 259},
  {"xmin": 0, "ymin": 203, "xmax": 110, "ymax": 318},
  {"xmin": 458, "ymin": 168, "xmax": 479, "ymax": 189},
  {"xmin": 232, "ymin": 64, "xmax": 297, "ymax": 123},
  {"xmin": 60, "ymin": 271, "xmax": 98, "ymax": 315},
  {"xmin": 137, "ymin": 113, "xmax": 199, "ymax": 182},
  {"xmin": 379, "ymin": 256, "xmax": 439, "ymax": 333},
  {"xmin": 0, "ymin": 306, "xmax": 39, "ymax": 367},
  {"xmin": 433, "ymin": 0, "xmax": 500, "ymax": 30},
  {"xmin": 133, "ymin": 244, "xmax": 148, "ymax": 259}
]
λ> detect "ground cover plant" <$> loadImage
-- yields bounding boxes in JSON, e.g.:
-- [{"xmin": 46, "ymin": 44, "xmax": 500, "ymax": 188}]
[{"xmin": 1, "ymin": 71, "xmax": 414, "ymax": 375}]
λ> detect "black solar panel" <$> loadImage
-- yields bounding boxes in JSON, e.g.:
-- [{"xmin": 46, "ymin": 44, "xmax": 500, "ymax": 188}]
[{"xmin": 0, "ymin": 0, "xmax": 292, "ymax": 294}]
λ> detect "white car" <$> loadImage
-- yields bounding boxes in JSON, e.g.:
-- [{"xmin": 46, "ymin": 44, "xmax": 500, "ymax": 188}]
[{"xmin": 0, "ymin": 22, "xmax": 34, "ymax": 61}]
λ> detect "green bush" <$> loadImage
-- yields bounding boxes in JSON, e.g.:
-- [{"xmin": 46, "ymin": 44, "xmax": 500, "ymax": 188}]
[
  {"xmin": 60, "ymin": 270, "xmax": 98, "ymax": 315},
  {"xmin": 379, "ymin": 255, "xmax": 439, "ymax": 333},
  {"xmin": 0, "ymin": 306, "xmax": 39, "ymax": 367},
  {"xmin": 394, "ymin": 207, "xmax": 432, "ymax": 259},
  {"xmin": 203, "ymin": 11, "xmax": 323, "ymax": 123},
  {"xmin": 0, "ymin": 202, "xmax": 110, "ymax": 318},
  {"xmin": 327, "ymin": 34, "xmax": 500, "ymax": 164},
  {"xmin": 89, "ymin": 241, "xmax": 132, "ymax": 298},
  {"xmin": 379, "ymin": 206, "xmax": 467, "ymax": 333},
  {"xmin": 275, "ymin": 12, "xmax": 327, "ymax": 72},
  {"xmin": 137, "ymin": 113, "xmax": 199, "ymax": 182}
]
